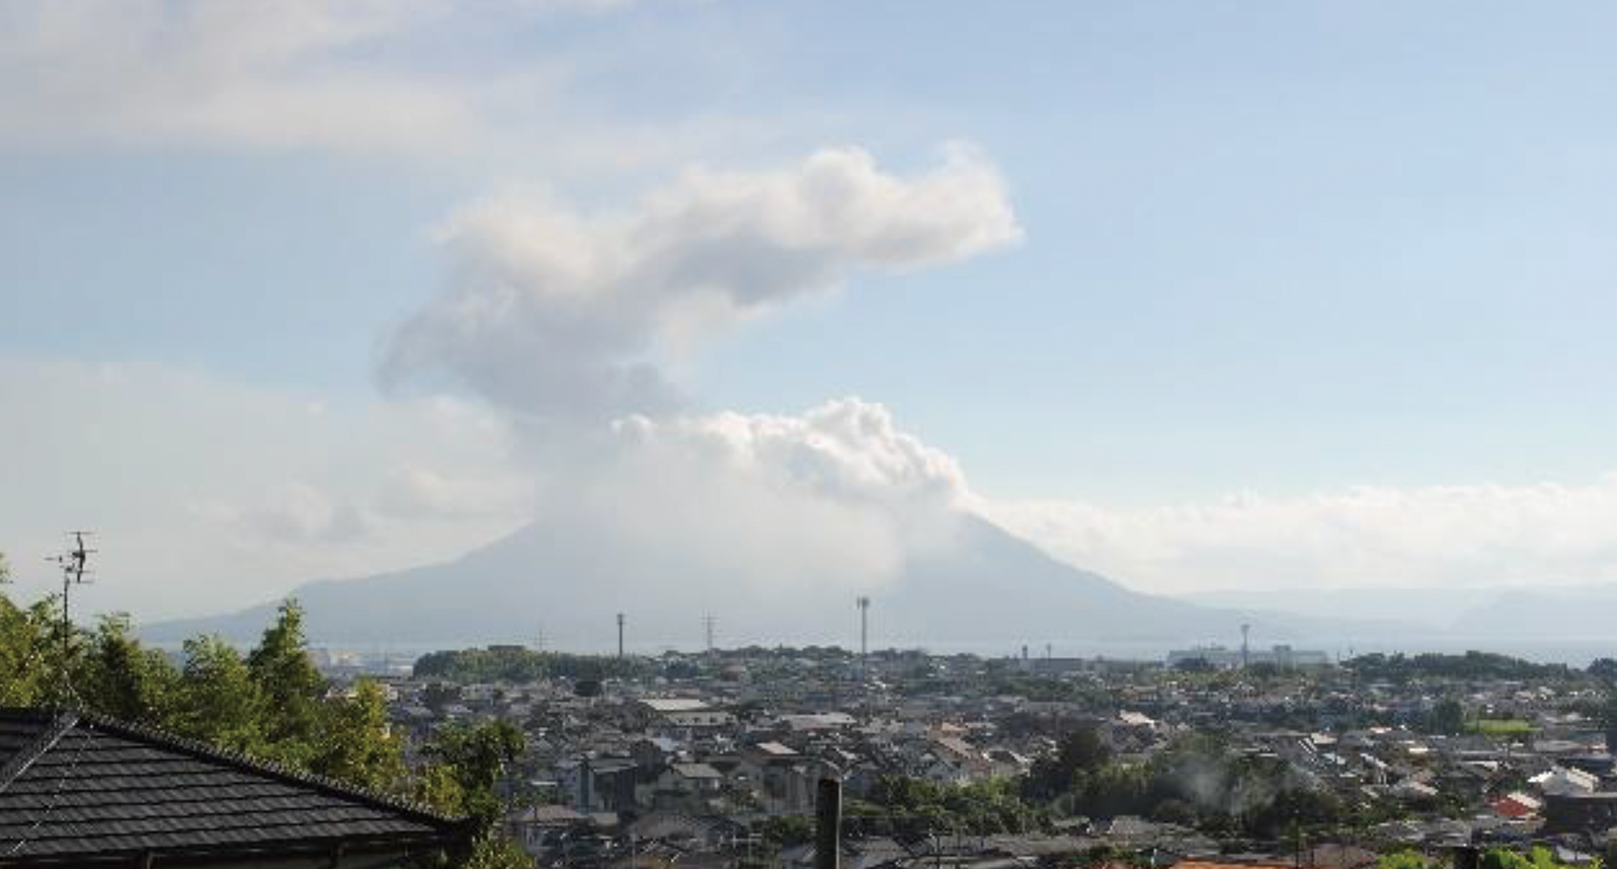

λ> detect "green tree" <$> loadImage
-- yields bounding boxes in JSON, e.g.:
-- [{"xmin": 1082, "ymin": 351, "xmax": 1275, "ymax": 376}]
[
  {"xmin": 0, "ymin": 593, "xmax": 55, "ymax": 706},
  {"xmin": 0, "ymin": 585, "xmax": 426, "ymax": 824},
  {"xmin": 459, "ymin": 833, "xmax": 533, "ymax": 869},
  {"xmin": 1381, "ymin": 851, "xmax": 1437, "ymax": 869},
  {"xmin": 1023, "ymin": 726, "xmax": 1112, "ymax": 801},
  {"xmin": 247, "ymin": 600, "xmax": 325, "ymax": 766},
  {"xmin": 760, "ymin": 815, "xmax": 814, "ymax": 847},
  {"xmin": 176, "ymin": 635, "xmax": 263, "ymax": 753},
  {"xmin": 418, "ymin": 720, "xmax": 526, "ymax": 830},
  {"xmin": 1427, "ymin": 698, "xmax": 1466, "ymax": 735},
  {"xmin": 415, "ymin": 764, "xmax": 468, "ymax": 817},
  {"xmin": 1479, "ymin": 847, "xmax": 1582, "ymax": 869},
  {"xmin": 1595, "ymin": 693, "xmax": 1617, "ymax": 754},
  {"xmin": 77, "ymin": 613, "xmax": 179, "ymax": 725},
  {"xmin": 310, "ymin": 680, "xmax": 405, "ymax": 792},
  {"xmin": 856, "ymin": 776, "xmax": 1042, "ymax": 839}
]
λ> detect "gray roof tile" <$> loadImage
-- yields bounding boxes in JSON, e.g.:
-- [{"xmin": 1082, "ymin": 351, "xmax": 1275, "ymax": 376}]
[{"xmin": 0, "ymin": 708, "xmax": 467, "ymax": 866}]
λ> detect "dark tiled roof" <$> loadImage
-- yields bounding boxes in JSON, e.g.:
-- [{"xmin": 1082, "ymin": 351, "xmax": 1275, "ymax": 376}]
[{"xmin": 0, "ymin": 707, "xmax": 467, "ymax": 866}]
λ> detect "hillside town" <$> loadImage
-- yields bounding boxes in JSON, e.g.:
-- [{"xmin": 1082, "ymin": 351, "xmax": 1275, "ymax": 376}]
[{"xmin": 329, "ymin": 643, "xmax": 1617, "ymax": 869}]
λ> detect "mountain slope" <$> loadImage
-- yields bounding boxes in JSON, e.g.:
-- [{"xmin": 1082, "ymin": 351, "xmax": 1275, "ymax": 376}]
[
  {"xmin": 1449, "ymin": 585, "xmax": 1617, "ymax": 638},
  {"xmin": 144, "ymin": 513, "xmax": 1306, "ymax": 651}
]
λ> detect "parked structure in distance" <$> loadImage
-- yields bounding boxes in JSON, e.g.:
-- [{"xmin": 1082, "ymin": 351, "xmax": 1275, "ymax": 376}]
[{"xmin": 1167, "ymin": 643, "xmax": 1331, "ymax": 668}]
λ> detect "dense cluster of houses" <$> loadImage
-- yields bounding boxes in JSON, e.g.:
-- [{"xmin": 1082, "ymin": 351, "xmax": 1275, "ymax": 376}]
[{"xmin": 348, "ymin": 648, "xmax": 1617, "ymax": 869}]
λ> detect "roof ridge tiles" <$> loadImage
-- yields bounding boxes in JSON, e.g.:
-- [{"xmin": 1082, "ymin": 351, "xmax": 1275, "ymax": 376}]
[
  {"xmin": 0, "ymin": 707, "xmax": 463, "ymax": 831},
  {"xmin": 74, "ymin": 709, "xmax": 462, "ymax": 827}
]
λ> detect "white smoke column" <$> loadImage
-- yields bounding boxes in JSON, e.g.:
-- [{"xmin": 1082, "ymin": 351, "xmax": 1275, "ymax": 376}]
[{"xmin": 381, "ymin": 144, "xmax": 1021, "ymax": 427}]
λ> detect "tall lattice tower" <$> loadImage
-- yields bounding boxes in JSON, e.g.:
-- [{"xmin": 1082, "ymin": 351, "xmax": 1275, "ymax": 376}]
[{"xmin": 856, "ymin": 596, "xmax": 870, "ymax": 677}]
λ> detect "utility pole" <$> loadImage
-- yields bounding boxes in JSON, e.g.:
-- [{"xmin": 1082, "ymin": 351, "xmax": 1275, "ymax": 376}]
[
  {"xmin": 616, "ymin": 613, "xmax": 625, "ymax": 659},
  {"xmin": 814, "ymin": 778, "xmax": 842, "ymax": 869}
]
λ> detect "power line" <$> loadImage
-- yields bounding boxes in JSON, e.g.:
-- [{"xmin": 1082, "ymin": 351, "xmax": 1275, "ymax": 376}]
[{"xmin": 4, "ymin": 713, "xmax": 98, "ymax": 858}]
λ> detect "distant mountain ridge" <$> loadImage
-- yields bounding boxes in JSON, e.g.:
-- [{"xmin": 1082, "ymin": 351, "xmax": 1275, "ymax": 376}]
[
  {"xmin": 144, "ymin": 512, "xmax": 1368, "ymax": 653},
  {"xmin": 1449, "ymin": 586, "xmax": 1617, "ymax": 638},
  {"xmin": 1182, "ymin": 584, "xmax": 1617, "ymax": 637}
]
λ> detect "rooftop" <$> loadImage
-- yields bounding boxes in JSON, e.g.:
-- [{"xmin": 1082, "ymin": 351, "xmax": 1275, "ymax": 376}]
[{"xmin": 0, "ymin": 707, "xmax": 466, "ymax": 867}]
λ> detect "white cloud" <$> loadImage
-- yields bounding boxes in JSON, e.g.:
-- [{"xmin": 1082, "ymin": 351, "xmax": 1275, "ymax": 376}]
[
  {"xmin": 381, "ymin": 145, "xmax": 1021, "ymax": 424},
  {"xmin": 0, "ymin": 138, "xmax": 1019, "ymax": 621},
  {"xmin": 0, "ymin": 352, "xmax": 965, "ymax": 619},
  {"xmin": 529, "ymin": 398, "xmax": 970, "ymax": 598},
  {"xmin": 374, "ymin": 465, "xmax": 532, "ymax": 521},
  {"xmin": 612, "ymin": 398, "xmax": 966, "ymax": 507},
  {"xmin": 0, "ymin": 0, "xmax": 473, "ymax": 153},
  {"xmin": 0, "ymin": 0, "xmax": 693, "ymax": 157},
  {"xmin": 198, "ymin": 481, "xmax": 373, "ymax": 546},
  {"xmin": 22, "ymin": 347, "xmax": 1617, "ymax": 625},
  {"xmin": 0, "ymin": 354, "xmax": 532, "ymax": 618},
  {"xmin": 979, "ymin": 478, "xmax": 1617, "ymax": 594}
]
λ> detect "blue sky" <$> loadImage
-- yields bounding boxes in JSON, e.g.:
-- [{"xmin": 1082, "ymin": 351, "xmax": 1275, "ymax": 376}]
[{"xmin": 7, "ymin": 1, "xmax": 1617, "ymax": 616}]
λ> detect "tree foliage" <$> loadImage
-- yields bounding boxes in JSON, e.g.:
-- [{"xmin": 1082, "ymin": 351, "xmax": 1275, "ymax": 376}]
[
  {"xmin": 79, "ymin": 614, "xmax": 179, "ymax": 724},
  {"xmin": 0, "ymin": 591, "xmax": 405, "ymax": 802},
  {"xmin": 1021, "ymin": 732, "xmax": 1349, "ymax": 840},
  {"xmin": 1346, "ymin": 651, "xmax": 1573, "ymax": 683},
  {"xmin": 0, "ymin": 593, "xmax": 61, "ymax": 706},
  {"xmin": 759, "ymin": 814, "xmax": 814, "ymax": 847},
  {"xmin": 1481, "ymin": 846, "xmax": 1596, "ymax": 869},
  {"xmin": 1022, "ymin": 726, "xmax": 1112, "ymax": 801},
  {"xmin": 0, "ymin": 580, "xmax": 532, "ymax": 869},
  {"xmin": 176, "ymin": 634, "xmax": 263, "ymax": 752},
  {"xmin": 413, "ymin": 646, "xmax": 646, "ymax": 683},
  {"xmin": 416, "ymin": 720, "xmax": 526, "ymax": 831},
  {"xmin": 1424, "ymin": 697, "xmax": 1467, "ymax": 736},
  {"xmin": 311, "ymin": 680, "xmax": 405, "ymax": 792},
  {"xmin": 851, "ymin": 776, "xmax": 1044, "ymax": 841},
  {"xmin": 247, "ymin": 600, "xmax": 326, "ymax": 767},
  {"xmin": 458, "ymin": 833, "xmax": 534, "ymax": 869}
]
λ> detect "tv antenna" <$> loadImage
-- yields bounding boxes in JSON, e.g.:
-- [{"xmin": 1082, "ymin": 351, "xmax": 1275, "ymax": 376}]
[{"xmin": 45, "ymin": 531, "xmax": 95, "ymax": 702}]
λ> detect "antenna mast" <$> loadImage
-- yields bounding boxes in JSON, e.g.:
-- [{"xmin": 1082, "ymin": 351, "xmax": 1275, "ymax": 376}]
[{"xmin": 46, "ymin": 531, "xmax": 95, "ymax": 703}]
